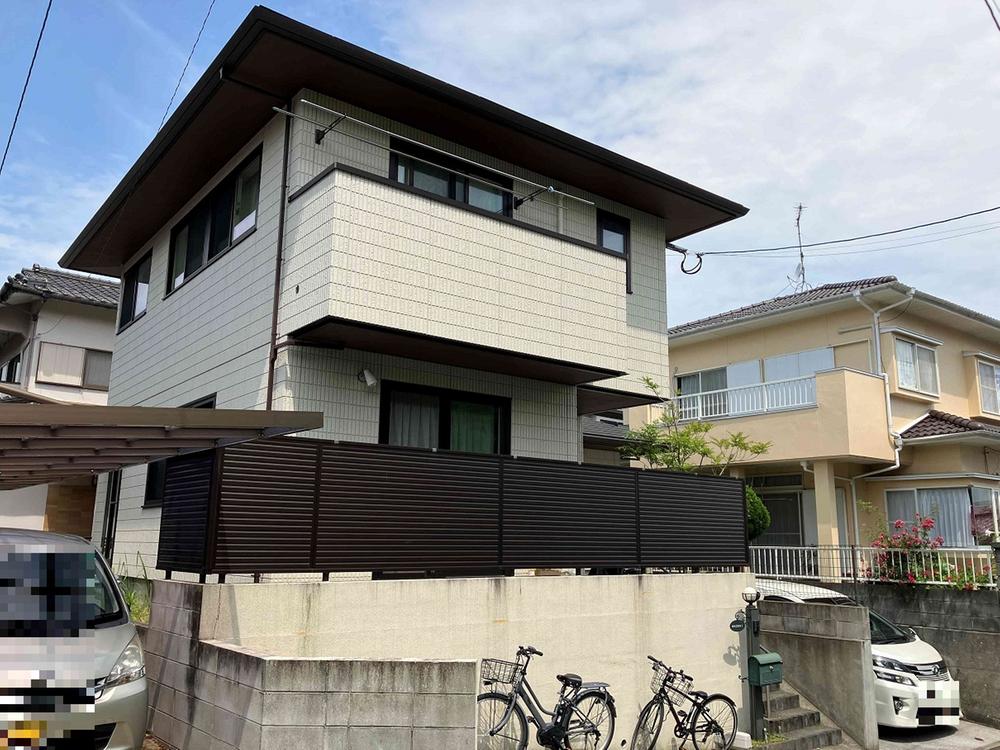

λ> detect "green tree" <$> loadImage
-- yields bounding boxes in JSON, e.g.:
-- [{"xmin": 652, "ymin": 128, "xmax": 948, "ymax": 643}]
[{"xmin": 620, "ymin": 377, "xmax": 772, "ymax": 539}]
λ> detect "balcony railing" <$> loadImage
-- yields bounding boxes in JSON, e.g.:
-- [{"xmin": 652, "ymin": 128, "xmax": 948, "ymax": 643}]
[
  {"xmin": 675, "ymin": 375, "xmax": 817, "ymax": 421},
  {"xmin": 751, "ymin": 545, "xmax": 996, "ymax": 589}
]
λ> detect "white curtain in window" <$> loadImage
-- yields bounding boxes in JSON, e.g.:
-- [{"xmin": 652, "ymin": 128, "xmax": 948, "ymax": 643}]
[
  {"xmin": 895, "ymin": 340, "xmax": 917, "ymax": 389},
  {"xmin": 917, "ymin": 488, "xmax": 971, "ymax": 547},
  {"xmin": 388, "ymin": 391, "xmax": 439, "ymax": 449},
  {"xmin": 916, "ymin": 347, "xmax": 938, "ymax": 393},
  {"xmin": 886, "ymin": 490, "xmax": 916, "ymax": 527},
  {"xmin": 979, "ymin": 362, "xmax": 1000, "ymax": 414},
  {"xmin": 36, "ymin": 342, "xmax": 85, "ymax": 386}
]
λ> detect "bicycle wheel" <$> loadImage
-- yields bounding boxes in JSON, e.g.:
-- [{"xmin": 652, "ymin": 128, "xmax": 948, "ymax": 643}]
[
  {"xmin": 476, "ymin": 691, "xmax": 528, "ymax": 750},
  {"xmin": 628, "ymin": 699, "xmax": 664, "ymax": 750},
  {"xmin": 690, "ymin": 694, "xmax": 737, "ymax": 750},
  {"xmin": 568, "ymin": 691, "xmax": 616, "ymax": 750}
]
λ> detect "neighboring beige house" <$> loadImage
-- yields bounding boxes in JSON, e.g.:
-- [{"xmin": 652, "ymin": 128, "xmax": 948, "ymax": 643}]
[
  {"xmin": 663, "ymin": 276, "xmax": 1000, "ymax": 550},
  {"xmin": 58, "ymin": 8, "xmax": 747, "ymax": 572},
  {"xmin": 0, "ymin": 265, "xmax": 118, "ymax": 536}
]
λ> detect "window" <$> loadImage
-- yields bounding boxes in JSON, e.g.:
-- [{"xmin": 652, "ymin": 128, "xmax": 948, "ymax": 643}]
[
  {"xmin": 119, "ymin": 252, "xmax": 151, "ymax": 329},
  {"xmin": 379, "ymin": 382, "xmax": 510, "ymax": 455},
  {"xmin": 0, "ymin": 352, "xmax": 21, "ymax": 384},
  {"xmin": 167, "ymin": 149, "xmax": 261, "ymax": 292},
  {"xmin": 978, "ymin": 360, "xmax": 1000, "ymax": 414},
  {"xmin": 894, "ymin": 338, "xmax": 938, "ymax": 395},
  {"xmin": 596, "ymin": 210, "xmax": 631, "ymax": 293},
  {"xmin": 144, "ymin": 394, "xmax": 216, "ymax": 508},
  {"xmin": 36, "ymin": 343, "xmax": 112, "ymax": 390},
  {"xmin": 763, "ymin": 347, "xmax": 834, "ymax": 382},
  {"xmin": 885, "ymin": 487, "xmax": 972, "ymax": 546},
  {"xmin": 971, "ymin": 486, "xmax": 998, "ymax": 542},
  {"xmin": 389, "ymin": 138, "xmax": 513, "ymax": 217}
]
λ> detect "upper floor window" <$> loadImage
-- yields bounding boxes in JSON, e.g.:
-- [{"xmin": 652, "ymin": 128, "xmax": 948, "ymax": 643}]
[
  {"xmin": 168, "ymin": 149, "xmax": 261, "ymax": 293},
  {"xmin": 389, "ymin": 138, "xmax": 513, "ymax": 217},
  {"xmin": 36, "ymin": 343, "xmax": 112, "ymax": 390},
  {"xmin": 119, "ymin": 252, "xmax": 151, "ymax": 329},
  {"xmin": 895, "ymin": 338, "xmax": 938, "ymax": 395},
  {"xmin": 597, "ymin": 211, "xmax": 629, "ymax": 255},
  {"xmin": 0, "ymin": 352, "xmax": 21, "ymax": 384},
  {"xmin": 978, "ymin": 360, "xmax": 1000, "ymax": 414},
  {"xmin": 379, "ymin": 381, "xmax": 510, "ymax": 455},
  {"xmin": 763, "ymin": 347, "xmax": 834, "ymax": 381}
]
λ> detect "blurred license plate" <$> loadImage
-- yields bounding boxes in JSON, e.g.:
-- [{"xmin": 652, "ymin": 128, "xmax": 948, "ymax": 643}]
[{"xmin": 1, "ymin": 721, "xmax": 45, "ymax": 747}]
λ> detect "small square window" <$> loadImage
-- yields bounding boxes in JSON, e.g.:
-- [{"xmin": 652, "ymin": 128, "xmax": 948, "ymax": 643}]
[{"xmin": 597, "ymin": 210, "xmax": 631, "ymax": 293}]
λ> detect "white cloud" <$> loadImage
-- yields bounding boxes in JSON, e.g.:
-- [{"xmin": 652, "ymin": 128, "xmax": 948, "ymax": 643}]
[{"xmin": 371, "ymin": 0, "xmax": 1000, "ymax": 322}]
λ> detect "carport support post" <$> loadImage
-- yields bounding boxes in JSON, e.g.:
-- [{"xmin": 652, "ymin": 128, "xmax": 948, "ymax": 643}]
[{"xmin": 746, "ymin": 602, "xmax": 765, "ymax": 740}]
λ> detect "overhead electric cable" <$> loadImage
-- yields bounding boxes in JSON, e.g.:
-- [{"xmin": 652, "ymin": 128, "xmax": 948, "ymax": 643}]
[
  {"xmin": 0, "ymin": 0, "xmax": 54, "ymax": 179},
  {"xmin": 696, "ymin": 204, "xmax": 1000, "ymax": 256}
]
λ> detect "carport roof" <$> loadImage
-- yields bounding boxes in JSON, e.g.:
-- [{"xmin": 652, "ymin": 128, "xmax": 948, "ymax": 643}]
[{"xmin": 0, "ymin": 389, "xmax": 322, "ymax": 490}]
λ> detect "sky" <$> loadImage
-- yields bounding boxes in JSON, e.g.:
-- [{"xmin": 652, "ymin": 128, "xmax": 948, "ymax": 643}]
[{"xmin": 1, "ymin": 0, "xmax": 998, "ymax": 326}]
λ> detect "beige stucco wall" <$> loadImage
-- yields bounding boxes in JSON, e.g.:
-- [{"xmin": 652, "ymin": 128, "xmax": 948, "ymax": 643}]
[{"xmin": 196, "ymin": 573, "xmax": 752, "ymax": 739}]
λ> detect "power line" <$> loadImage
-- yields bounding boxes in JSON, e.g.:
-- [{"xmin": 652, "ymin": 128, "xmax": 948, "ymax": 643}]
[
  {"xmin": 158, "ymin": 0, "xmax": 217, "ymax": 130},
  {"xmin": 0, "ymin": 0, "xmax": 54, "ymax": 179},
  {"xmin": 985, "ymin": 0, "xmax": 1000, "ymax": 34},
  {"xmin": 695, "ymin": 204, "xmax": 1000, "ymax": 256}
]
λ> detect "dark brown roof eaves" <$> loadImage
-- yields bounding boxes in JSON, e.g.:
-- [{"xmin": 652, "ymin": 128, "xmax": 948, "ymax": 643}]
[
  {"xmin": 0, "ymin": 265, "xmax": 119, "ymax": 309},
  {"xmin": 669, "ymin": 276, "xmax": 898, "ymax": 337},
  {"xmin": 901, "ymin": 410, "xmax": 1000, "ymax": 440}
]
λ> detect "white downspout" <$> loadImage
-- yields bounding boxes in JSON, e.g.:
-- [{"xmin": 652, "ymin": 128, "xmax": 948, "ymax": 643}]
[{"xmin": 845, "ymin": 287, "xmax": 914, "ymax": 544}]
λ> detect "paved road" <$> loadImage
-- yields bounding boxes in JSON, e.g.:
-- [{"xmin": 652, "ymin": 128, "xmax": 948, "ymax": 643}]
[{"xmin": 880, "ymin": 720, "xmax": 1000, "ymax": 750}]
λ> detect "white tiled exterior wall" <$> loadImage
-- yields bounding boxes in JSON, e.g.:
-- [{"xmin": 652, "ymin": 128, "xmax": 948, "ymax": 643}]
[{"xmin": 94, "ymin": 90, "xmax": 671, "ymax": 575}]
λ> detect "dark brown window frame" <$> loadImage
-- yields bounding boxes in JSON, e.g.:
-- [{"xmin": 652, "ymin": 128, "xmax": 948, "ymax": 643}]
[
  {"xmin": 166, "ymin": 146, "xmax": 263, "ymax": 296},
  {"xmin": 34, "ymin": 343, "xmax": 114, "ymax": 392},
  {"xmin": 118, "ymin": 251, "xmax": 151, "ymax": 332},
  {"xmin": 597, "ymin": 209, "xmax": 631, "ymax": 294},
  {"xmin": 388, "ymin": 138, "xmax": 514, "ymax": 218},
  {"xmin": 0, "ymin": 351, "xmax": 22, "ymax": 384},
  {"xmin": 143, "ymin": 393, "xmax": 217, "ymax": 508},
  {"xmin": 378, "ymin": 380, "xmax": 512, "ymax": 455}
]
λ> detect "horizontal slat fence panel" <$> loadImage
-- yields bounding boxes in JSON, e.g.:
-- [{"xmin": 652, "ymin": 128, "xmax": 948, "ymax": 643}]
[
  {"xmin": 639, "ymin": 472, "xmax": 748, "ymax": 566},
  {"xmin": 155, "ymin": 451, "xmax": 214, "ymax": 572},
  {"xmin": 502, "ymin": 459, "xmax": 638, "ymax": 568},
  {"xmin": 157, "ymin": 438, "xmax": 748, "ymax": 574},
  {"xmin": 316, "ymin": 443, "xmax": 500, "ymax": 571}
]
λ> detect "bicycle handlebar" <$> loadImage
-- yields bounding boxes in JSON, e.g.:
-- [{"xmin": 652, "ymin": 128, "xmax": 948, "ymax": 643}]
[{"xmin": 518, "ymin": 645, "xmax": 543, "ymax": 657}]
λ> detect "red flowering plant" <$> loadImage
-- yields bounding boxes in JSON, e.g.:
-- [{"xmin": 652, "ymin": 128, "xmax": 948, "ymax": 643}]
[{"xmin": 870, "ymin": 514, "xmax": 944, "ymax": 584}]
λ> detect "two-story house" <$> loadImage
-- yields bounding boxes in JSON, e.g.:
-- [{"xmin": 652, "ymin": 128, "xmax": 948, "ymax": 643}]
[
  {"xmin": 665, "ymin": 276, "xmax": 1000, "ymax": 551},
  {"xmin": 0, "ymin": 265, "xmax": 118, "ymax": 536},
  {"xmin": 58, "ymin": 7, "xmax": 747, "ymax": 572}
]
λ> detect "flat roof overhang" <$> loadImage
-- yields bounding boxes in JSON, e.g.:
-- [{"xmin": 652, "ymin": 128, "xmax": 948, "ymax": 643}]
[
  {"xmin": 60, "ymin": 6, "xmax": 748, "ymax": 276},
  {"xmin": 577, "ymin": 384, "xmax": 659, "ymax": 415},
  {"xmin": 290, "ymin": 317, "xmax": 626, "ymax": 386},
  {"xmin": 0, "ymin": 400, "xmax": 322, "ymax": 490}
]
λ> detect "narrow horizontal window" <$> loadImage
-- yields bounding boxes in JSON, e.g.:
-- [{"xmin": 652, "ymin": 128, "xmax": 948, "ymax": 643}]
[
  {"xmin": 168, "ymin": 148, "xmax": 262, "ymax": 293},
  {"xmin": 36, "ymin": 343, "xmax": 113, "ymax": 390}
]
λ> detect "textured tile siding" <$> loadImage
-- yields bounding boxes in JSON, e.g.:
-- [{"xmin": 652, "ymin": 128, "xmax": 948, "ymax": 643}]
[{"xmin": 272, "ymin": 346, "xmax": 580, "ymax": 462}]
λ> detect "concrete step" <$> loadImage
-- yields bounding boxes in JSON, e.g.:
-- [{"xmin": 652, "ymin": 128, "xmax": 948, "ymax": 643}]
[
  {"xmin": 766, "ymin": 689, "xmax": 801, "ymax": 712},
  {"xmin": 763, "ymin": 725, "xmax": 843, "ymax": 750},
  {"xmin": 766, "ymin": 706, "xmax": 821, "ymax": 735}
]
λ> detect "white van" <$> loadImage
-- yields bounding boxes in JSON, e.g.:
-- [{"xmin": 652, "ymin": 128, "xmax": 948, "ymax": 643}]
[
  {"xmin": 755, "ymin": 579, "xmax": 960, "ymax": 728},
  {"xmin": 0, "ymin": 528, "xmax": 148, "ymax": 749}
]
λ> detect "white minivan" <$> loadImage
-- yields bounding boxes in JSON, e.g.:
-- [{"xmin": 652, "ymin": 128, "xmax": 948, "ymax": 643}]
[
  {"xmin": 755, "ymin": 579, "xmax": 960, "ymax": 728},
  {"xmin": 0, "ymin": 528, "xmax": 148, "ymax": 749}
]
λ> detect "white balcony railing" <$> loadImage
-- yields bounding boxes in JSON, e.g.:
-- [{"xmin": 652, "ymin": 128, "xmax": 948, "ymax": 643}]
[
  {"xmin": 675, "ymin": 375, "xmax": 817, "ymax": 422},
  {"xmin": 750, "ymin": 545, "xmax": 997, "ymax": 589}
]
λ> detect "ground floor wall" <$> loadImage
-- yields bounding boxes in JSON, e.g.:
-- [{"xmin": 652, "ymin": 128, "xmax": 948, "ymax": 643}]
[
  {"xmin": 192, "ymin": 571, "xmax": 754, "ymax": 739},
  {"xmin": 0, "ymin": 485, "xmax": 47, "ymax": 529},
  {"xmin": 825, "ymin": 582, "xmax": 1000, "ymax": 729},
  {"xmin": 0, "ymin": 480, "xmax": 96, "ymax": 539}
]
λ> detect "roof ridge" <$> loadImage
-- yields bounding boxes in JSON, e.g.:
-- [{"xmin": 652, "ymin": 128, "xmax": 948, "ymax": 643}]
[{"xmin": 25, "ymin": 265, "xmax": 119, "ymax": 285}]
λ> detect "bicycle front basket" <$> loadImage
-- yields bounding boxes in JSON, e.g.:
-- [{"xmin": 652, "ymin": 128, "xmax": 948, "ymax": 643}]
[
  {"xmin": 650, "ymin": 662, "xmax": 672, "ymax": 694},
  {"xmin": 481, "ymin": 658, "xmax": 524, "ymax": 685}
]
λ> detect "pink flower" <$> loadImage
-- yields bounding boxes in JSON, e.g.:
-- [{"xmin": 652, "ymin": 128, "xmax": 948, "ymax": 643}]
[
  {"xmin": 894, "ymin": 519, "xmax": 906, "ymax": 529},
  {"xmin": 922, "ymin": 517, "xmax": 935, "ymax": 530}
]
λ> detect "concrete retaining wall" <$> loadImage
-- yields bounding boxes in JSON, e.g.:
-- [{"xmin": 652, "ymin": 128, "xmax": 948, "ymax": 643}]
[
  {"xmin": 826, "ymin": 582, "xmax": 1000, "ymax": 729},
  {"xmin": 144, "ymin": 581, "xmax": 476, "ymax": 749},
  {"xmin": 759, "ymin": 600, "xmax": 879, "ymax": 750}
]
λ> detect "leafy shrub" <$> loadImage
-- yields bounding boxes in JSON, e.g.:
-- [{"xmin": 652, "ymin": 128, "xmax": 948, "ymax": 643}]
[{"xmin": 746, "ymin": 486, "xmax": 771, "ymax": 541}]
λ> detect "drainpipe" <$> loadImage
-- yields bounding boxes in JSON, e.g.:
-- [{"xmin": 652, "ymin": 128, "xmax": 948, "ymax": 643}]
[
  {"xmin": 839, "ymin": 287, "xmax": 914, "ymax": 543},
  {"xmin": 265, "ymin": 102, "xmax": 293, "ymax": 410}
]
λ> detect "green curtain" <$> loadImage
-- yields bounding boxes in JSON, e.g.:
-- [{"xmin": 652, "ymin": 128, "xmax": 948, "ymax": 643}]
[{"xmin": 450, "ymin": 400, "xmax": 497, "ymax": 454}]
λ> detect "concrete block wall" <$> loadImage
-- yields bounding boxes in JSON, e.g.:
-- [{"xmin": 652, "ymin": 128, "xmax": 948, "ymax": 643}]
[
  {"xmin": 759, "ymin": 600, "xmax": 879, "ymax": 750},
  {"xmin": 143, "ymin": 581, "xmax": 476, "ymax": 750},
  {"xmin": 826, "ymin": 581, "xmax": 1000, "ymax": 728}
]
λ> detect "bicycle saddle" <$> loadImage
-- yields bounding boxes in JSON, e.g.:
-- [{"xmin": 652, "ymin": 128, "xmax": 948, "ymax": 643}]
[{"xmin": 557, "ymin": 673, "xmax": 582, "ymax": 689}]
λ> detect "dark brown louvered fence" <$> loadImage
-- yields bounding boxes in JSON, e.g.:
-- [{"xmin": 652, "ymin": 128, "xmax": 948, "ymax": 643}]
[{"xmin": 155, "ymin": 437, "xmax": 748, "ymax": 576}]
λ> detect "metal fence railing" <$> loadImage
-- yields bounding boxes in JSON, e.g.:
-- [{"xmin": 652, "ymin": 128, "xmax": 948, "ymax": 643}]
[
  {"xmin": 675, "ymin": 375, "xmax": 817, "ymax": 421},
  {"xmin": 751, "ymin": 544, "xmax": 997, "ymax": 589}
]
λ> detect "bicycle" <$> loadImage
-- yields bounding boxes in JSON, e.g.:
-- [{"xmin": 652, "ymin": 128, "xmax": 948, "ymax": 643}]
[
  {"xmin": 477, "ymin": 645, "xmax": 617, "ymax": 749},
  {"xmin": 628, "ymin": 655, "xmax": 737, "ymax": 750}
]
